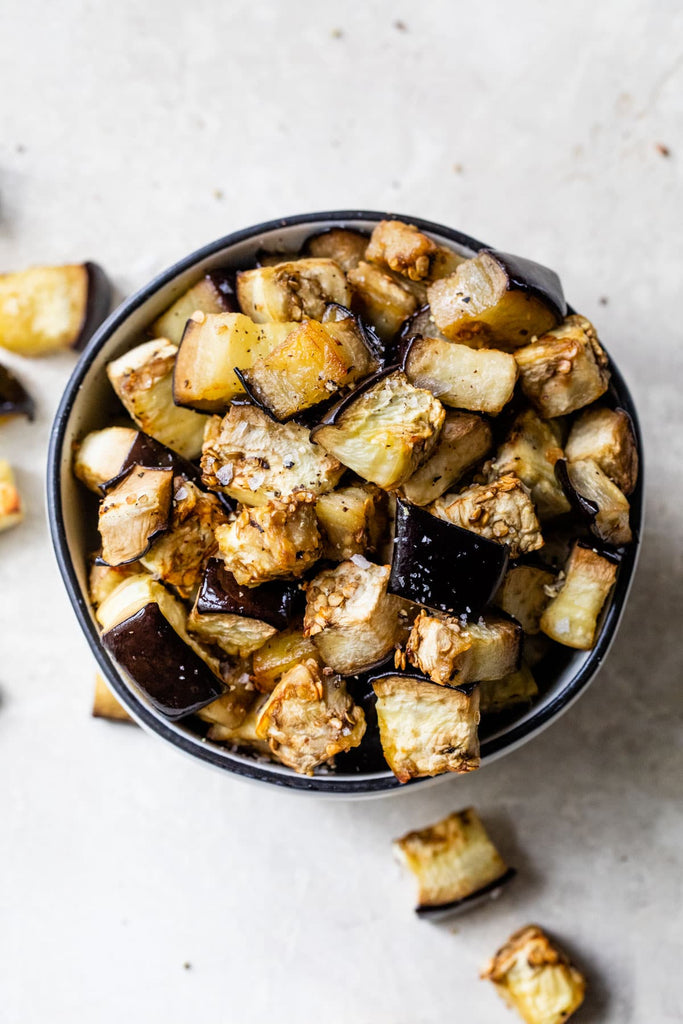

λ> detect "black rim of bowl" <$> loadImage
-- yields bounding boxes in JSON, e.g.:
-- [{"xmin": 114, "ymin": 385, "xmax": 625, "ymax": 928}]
[{"xmin": 47, "ymin": 210, "xmax": 644, "ymax": 795}]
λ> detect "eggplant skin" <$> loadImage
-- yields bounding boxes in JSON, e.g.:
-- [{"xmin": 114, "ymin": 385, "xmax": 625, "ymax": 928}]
[
  {"xmin": 0, "ymin": 365, "xmax": 35, "ymax": 421},
  {"xmin": 102, "ymin": 603, "xmax": 225, "ymax": 719},
  {"xmin": 303, "ymin": 228, "xmax": 369, "ymax": 273},
  {"xmin": 196, "ymin": 558, "xmax": 303, "ymax": 629},
  {"xmin": 556, "ymin": 458, "xmax": 632, "ymax": 546},
  {"xmin": 431, "ymin": 475, "xmax": 544, "ymax": 559}
]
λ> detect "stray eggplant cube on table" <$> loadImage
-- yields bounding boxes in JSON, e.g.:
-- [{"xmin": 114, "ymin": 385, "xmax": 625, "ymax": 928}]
[
  {"xmin": 372, "ymin": 674, "xmax": 480, "ymax": 782},
  {"xmin": 252, "ymin": 629, "xmax": 323, "ymax": 693},
  {"xmin": 479, "ymin": 663, "xmax": 539, "ymax": 714},
  {"xmin": 315, "ymin": 484, "xmax": 386, "ymax": 561},
  {"xmin": 431, "ymin": 474, "xmax": 543, "ymax": 558},
  {"xmin": 426, "ymin": 250, "xmax": 564, "ymax": 350},
  {"xmin": 107, "ymin": 338, "xmax": 209, "ymax": 459},
  {"xmin": 394, "ymin": 807, "xmax": 514, "ymax": 914},
  {"xmin": 540, "ymin": 542, "xmax": 617, "ymax": 649},
  {"xmin": 494, "ymin": 565, "xmax": 555, "ymax": 634},
  {"xmin": 98, "ymin": 465, "xmax": 173, "ymax": 566},
  {"xmin": 406, "ymin": 610, "xmax": 521, "ymax": 687},
  {"xmin": 481, "ymin": 925, "xmax": 586, "ymax": 1024},
  {"xmin": 514, "ymin": 314, "xmax": 610, "ymax": 418},
  {"xmin": 92, "ymin": 672, "xmax": 134, "ymax": 723},
  {"xmin": 561, "ymin": 458, "xmax": 632, "ymax": 546},
  {"xmin": 311, "ymin": 370, "xmax": 445, "ymax": 490},
  {"xmin": 303, "ymin": 227, "xmax": 369, "ymax": 273},
  {"xmin": 201, "ymin": 404, "xmax": 343, "ymax": 506},
  {"xmin": 151, "ymin": 270, "xmax": 236, "ymax": 346},
  {"xmin": 490, "ymin": 409, "xmax": 570, "ymax": 520},
  {"xmin": 347, "ymin": 261, "xmax": 419, "ymax": 341},
  {"xmin": 0, "ymin": 460, "xmax": 23, "ymax": 533},
  {"xmin": 236, "ymin": 258, "xmax": 350, "ymax": 323},
  {"xmin": 402, "ymin": 411, "xmax": 493, "ymax": 506},
  {"xmin": 304, "ymin": 560, "xmax": 403, "ymax": 674},
  {"xmin": 565, "ymin": 406, "xmax": 638, "ymax": 495},
  {"xmin": 215, "ymin": 492, "xmax": 321, "ymax": 586},
  {"xmin": 404, "ymin": 334, "xmax": 518, "ymax": 415},
  {"xmin": 255, "ymin": 659, "xmax": 366, "ymax": 774}
]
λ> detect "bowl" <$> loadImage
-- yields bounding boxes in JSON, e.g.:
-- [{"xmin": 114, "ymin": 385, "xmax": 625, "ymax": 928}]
[{"xmin": 47, "ymin": 211, "xmax": 643, "ymax": 796}]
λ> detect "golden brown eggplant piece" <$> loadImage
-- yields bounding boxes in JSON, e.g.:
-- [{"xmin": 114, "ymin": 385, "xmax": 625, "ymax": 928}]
[
  {"xmin": 489, "ymin": 409, "xmax": 570, "ymax": 520},
  {"xmin": 559, "ymin": 458, "xmax": 632, "ymax": 546},
  {"xmin": 565, "ymin": 406, "xmax": 638, "ymax": 494},
  {"xmin": 347, "ymin": 261, "xmax": 418, "ymax": 341},
  {"xmin": 303, "ymin": 228, "xmax": 368, "ymax": 273},
  {"xmin": 431, "ymin": 475, "xmax": 543, "ymax": 558},
  {"xmin": 479, "ymin": 663, "xmax": 539, "ymax": 714},
  {"xmin": 315, "ymin": 484, "xmax": 386, "ymax": 561},
  {"xmin": 252, "ymin": 629, "xmax": 323, "ymax": 693},
  {"xmin": 404, "ymin": 334, "xmax": 518, "ymax": 414},
  {"xmin": 540, "ymin": 542, "xmax": 617, "ymax": 649},
  {"xmin": 237, "ymin": 258, "xmax": 350, "ymax": 323},
  {"xmin": 494, "ymin": 565, "xmax": 555, "ymax": 634},
  {"xmin": 151, "ymin": 270, "xmax": 235, "ymax": 345},
  {"xmin": 406, "ymin": 610, "xmax": 521, "ymax": 687},
  {"xmin": 98, "ymin": 465, "xmax": 173, "ymax": 566},
  {"xmin": 402, "ymin": 412, "xmax": 492, "ymax": 506}
]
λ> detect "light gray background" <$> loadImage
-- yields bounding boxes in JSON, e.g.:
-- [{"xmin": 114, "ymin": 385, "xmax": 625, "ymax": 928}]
[{"xmin": 1, "ymin": 2, "xmax": 681, "ymax": 1021}]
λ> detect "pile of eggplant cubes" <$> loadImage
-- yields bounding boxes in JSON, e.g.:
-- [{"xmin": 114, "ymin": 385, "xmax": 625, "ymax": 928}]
[{"xmin": 74, "ymin": 219, "xmax": 639, "ymax": 781}]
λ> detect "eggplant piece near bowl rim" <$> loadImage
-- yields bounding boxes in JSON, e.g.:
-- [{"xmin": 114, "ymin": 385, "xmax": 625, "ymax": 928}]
[
  {"xmin": 555, "ymin": 458, "xmax": 632, "ymax": 547},
  {"xmin": 0, "ymin": 365, "xmax": 35, "ymax": 421}
]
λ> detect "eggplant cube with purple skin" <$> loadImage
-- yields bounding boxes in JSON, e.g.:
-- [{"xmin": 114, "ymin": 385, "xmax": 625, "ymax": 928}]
[
  {"xmin": 494, "ymin": 565, "xmax": 555, "ymax": 635},
  {"xmin": 347, "ymin": 261, "xmax": 419, "ymax": 341},
  {"xmin": 236, "ymin": 258, "xmax": 350, "ymax": 323},
  {"xmin": 540, "ymin": 542, "xmax": 617, "ymax": 650},
  {"xmin": 406, "ymin": 610, "xmax": 521, "ymax": 688},
  {"xmin": 98, "ymin": 465, "xmax": 173, "ymax": 566},
  {"xmin": 394, "ymin": 807, "xmax": 514, "ymax": 915},
  {"xmin": 151, "ymin": 270, "xmax": 236, "ymax": 346},
  {"xmin": 431, "ymin": 475, "xmax": 543, "ymax": 559},
  {"xmin": 489, "ymin": 408, "xmax": 570, "ymax": 520},
  {"xmin": 0, "ymin": 364, "xmax": 34, "ymax": 422},
  {"xmin": 558, "ymin": 458, "xmax": 632, "ymax": 546},
  {"xmin": 565, "ymin": 406, "xmax": 638, "ymax": 495}
]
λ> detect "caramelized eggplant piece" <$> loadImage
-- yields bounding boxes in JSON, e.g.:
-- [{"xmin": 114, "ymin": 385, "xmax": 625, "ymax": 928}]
[
  {"xmin": 431, "ymin": 475, "xmax": 544, "ymax": 558},
  {"xmin": 315, "ymin": 484, "xmax": 386, "ymax": 561},
  {"xmin": 196, "ymin": 558, "xmax": 302, "ymax": 628},
  {"xmin": 304, "ymin": 559, "xmax": 403, "ymax": 674},
  {"xmin": 514, "ymin": 314, "xmax": 610, "ymax": 418},
  {"xmin": 252, "ymin": 628, "xmax": 322, "ymax": 692},
  {"xmin": 204, "ymin": 695, "xmax": 272, "ymax": 755},
  {"xmin": 406, "ymin": 610, "xmax": 521, "ymax": 687},
  {"xmin": 481, "ymin": 925, "xmax": 586, "ymax": 1024},
  {"xmin": 427, "ymin": 250, "xmax": 564, "ymax": 350},
  {"xmin": 404, "ymin": 334, "xmax": 518, "ymax": 414},
  {"xmin": 398, "ymin": 304, "xmax": 449, "ymax": 349},
  {"xmin": 0, "ymin": 460, "xmax": 23, "ymax": 532},
  {"xmin": 107, "ymin": 339, "xmax": 209, "ymax": 459},
  {"xmin": 92, "ymin": 672, "xmax": 134, "ymax": 722},
  {"xmin": 197, "ymin": 666, "xmax": 259, "ymax": 730},
  {"xmin": 556, "ymin": 458, "xmax": 632, "ymax": 546},
  {"xmin": 565, "ymin": 406, "xmax": 638, "ymax": 494},
  {"xmin": 173, "ymin": 313, "xmax": 296, "ymax": 412},
  {"xmin": 238, "ymin": 316, "xmax": 378, "ymax": 420},
  {"xmin": 73, "ymin": 426, "xmax": 140, "ymax": 493},
  {"xmin": 201, "ymin": 405, "xmax": 343, "ymax": 505},
  {"xmin": 394, "ymin": 808, "xmax": 514, "ymax": 916},
  {"xmin": 311, "ymin": 369, "xmax": 444, "ymax": 489},
  {"xmin": 0, "ymin": 262, "xmax": 111, "ymax": 356},
  {"xmin": 540, "ymin": 542, "xmax": 617, "ymax": 649},
  {"xmin": 237, "ymin": 258, "xmax": 350, "ymax": 322},
  {"xmin": 303, "ymin": 228, "xmax": 368, "ymax": 273},
  {"xmin": 0, "ymin": 365, "xmax": 34, "ymax": 421},
  {"xmin": 365, "ymin": 220, "xmax": 465, "ymax": 284},
  {"xmin": 187, "ymin": 604, "xmax": 276, "ymax": 658},
  {"xmin": 489, "ymin": 409, "xmax": 570, "ymax": 520},
  {"xmin": 215, "ymin": 492, "xmax": 321, "ymax": 586},
  {"xmin": 372, "ymin": 673, "xmax": 480, "ymax": 781},
  {"xmin": 98, "ymin": 465, "xmax": 173, "ymax": 566},
  {"xmin": 389, "ymin": 498, "xmax": 508, "ymax": 616},
  {"xmin": 347, "ymin": 261, "xmax": 418, "ymax": 341},
  {"xmin": 402, "ymin": 411, "xmax": 492, "ymax": 506},
  {"xmin": 494, "ymin": 564, "xmax": 555, "ymax": 634},
  {"xmin": 151, "ymin": 270, "xmax": 236, "ymax": 345},
  {"xmin": 255, "ymin": 659, "xmax": 366, "ymax": 774},
  {"xmin": 479, "ymin": 663, "xmax": 538, "ymax": 714},
  {"xmin": 97, "ymin": 574, "xmax": 224, "ymax": 719}
]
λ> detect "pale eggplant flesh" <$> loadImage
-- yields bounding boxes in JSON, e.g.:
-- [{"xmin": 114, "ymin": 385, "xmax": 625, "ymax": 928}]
[
  {"xmin": 415, "ymin": 869, "xmax": 518, "ymax": 920},
  {"xmin": 196, "ymin": 558, "xmax": 304, "ymax": 628},
  {"xmin": 0, "ymin": 364, "xmax": 35, "ymax": 420}
]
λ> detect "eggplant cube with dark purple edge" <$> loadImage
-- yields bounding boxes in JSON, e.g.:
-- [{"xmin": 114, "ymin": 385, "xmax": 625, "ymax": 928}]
[
  {"xmin": 389, "ymin": 498, "xmax": 508, "ymax": 617},
  {"xmin": 196, "ymin": 558, "xmax": 303, "ymax": 629}
]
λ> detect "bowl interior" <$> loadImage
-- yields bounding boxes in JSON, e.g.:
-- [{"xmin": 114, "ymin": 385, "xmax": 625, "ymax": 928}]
[{"xmin": 49, "ymin": 212, "xmax": 643, "ymax": 794}]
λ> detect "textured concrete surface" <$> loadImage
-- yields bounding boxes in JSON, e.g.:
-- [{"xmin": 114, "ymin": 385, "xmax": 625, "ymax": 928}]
[{"xmin": 1, "ymin": 2, "xmax": 681, "ymax": 1021}]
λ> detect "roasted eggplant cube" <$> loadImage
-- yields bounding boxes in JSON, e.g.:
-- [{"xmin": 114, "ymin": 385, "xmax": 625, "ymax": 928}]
[
  {"xmin": 239, "ymin": 317, "xmax": 378, "ymax": 420},
  {"xmin": 347, "ymin": 261, "xmax": 418, "ymax": 341},
  {"xmin": 0, "ymin": 364, "xmax": 34, "ymax": 421},
  {"xmin": 479, "ymin": 663, "xmax": 538, "ymax": 714},
  {"xmin": 427, "ymin": 250, "xmax": 564, "ymax": 350},
  {"xmin": 559, "ymin": 458, "xmax": 632, "ymax": 546},
  {"xmin": 0, "ymin": 262, "xmax": 111, "ymax": 356},
  {"xmin": 481, "ymin": 925, "xmax": 586, "ymax": 1024},
  {"xmin": 97, "ymin": 574, "xmax": 224, "ymax": 719},
  {"xmin": 255, "ymin": 659, "xmax": 366, "ymax": 774},
  {"xmin": 215, "ymin": 492, "xmax": 321, "ymax": 586},
  {"xmin": 151, "ymin": 270, "xmax": 236, "ymax": 345},
  {"xmin": 431, "ymin": 475, "xmax": 543, "ymax": 558},
  {"xmin": 490, "ymin": 409, "xmax": 570, "ymax": 520},
  {"xmin": 404, "ymin": 335, "xmax": 518, "ymax": 415},
  {"xmin": 311, "ymin": 370, "xmax": 445, "ymax": 489},
  {"xmin": 372, "ymin": 674, "xmax": 480, "ymax": 782},
  {"xmin": 315, "ymin": 484, "xmax": 386, "ymax": 561},
  {"xmin": 73, "ymin": 427, "xmax": 139, "ymax": 493},
  {"xmin": 138, "ymin": 477, "xmax": 228, "ymax": 599},
  {"xmin": 201, "ymin": 405, "xmax": 343, "ymax": 505},
  {"xmin": 98, "ymin": 465, "xmax": 173, "ymax": 566},
  {"xmin": 565, "ymin": 406, "xmax": 638, "ymax": 494},
  {"xmin": 237, "ymin": 258, "xmax": 350, "ymax": 323},
  {"xmin": 365, "ymin": 220, "xmax": 439, "ymax": 282},
  {"xmin": 303, "ymin": 228, "xmax": 368, "ymax": 273},
  {"xmin": 187, "ymin": 604, "xmax": 276, "ymax": 658},
  {"xmin": 88, "ymin": 559, "xmax": 146, "ymax": 608},
  {"xmin": 107, "ymin": 339, "xmax": 209, "ymax": 459},
  {"xmin": 540, "ymin": 543, "xmax": 617, "ymax": 649},
  {"xmin": 205, "ymin": 696, "xmax": 272, "ymax": 754},
  {"xmin": 92, "ymin": 673, "xmax": 134, "ymax": 723},
  {"xmin": 173, "ymin": 312, "xmax": 296, "ymax": 412},
  {"xmin": 0, "ymin": 461, "xmax": 23, "ymax": 532},
  {"xmin": 402, "ymin": 412, "xmax": 492, "ymax": 506},
  {"xmin": 196, "ymin": 558, "xmax": 302, "ymax": 629},
  {"xmin": 389, "ymin": 498, "xmax": 508, "ymax": 617},
  {"xmin": 406, "ymin": 610, "xmax": 521, "ymax": 687},
  {"xmin": 514, "ymin": 314, "xmax": 610, "ymax": 418},
  {"xmin": 494, "ymin": 565, "xmax": 555, "ymax": 634},
  {"xmin": 304, "ymin": 560, "xmax": 403, "ymax": 674},
  {"xmin": 252, "ymin": 629, "xmax": 323, "ymax": 692},
  {"xmin": 394, "ymin": 807, "xmax": 513, "ymax": 913}
]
